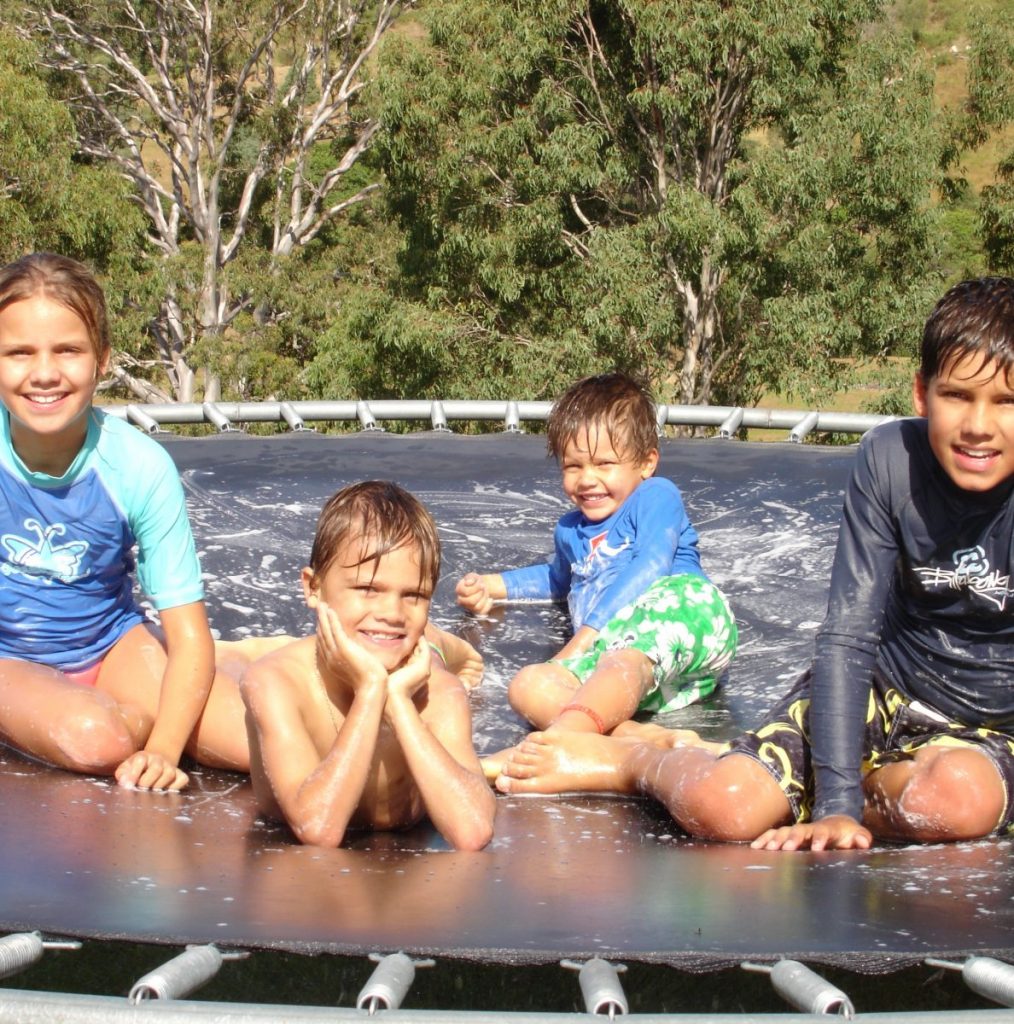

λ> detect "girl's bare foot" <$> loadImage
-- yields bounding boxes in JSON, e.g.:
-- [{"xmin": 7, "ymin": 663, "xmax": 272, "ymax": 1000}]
[{"xmin": 426, "ymin": 624, "xmax": 484, "ymax": 690}]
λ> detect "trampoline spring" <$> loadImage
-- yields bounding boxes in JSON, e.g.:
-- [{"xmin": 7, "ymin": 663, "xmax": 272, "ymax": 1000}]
[
  {"xmin": 128, "ymin": 943, "xmax": 228, "ymax": 1003},
  {"xmin": 561, "ymin": 957, "xmax": 629, "ymax": 1018},
  {"xmin": 356, "ymin": 952, "xmax": 435, "ymax": 1014},
  {"xmin": 0, "ymin": 932, "xmax": 73, "ymax": 979},
  {"xmin": 926, "ymin": 955, "xmax": 1014, "ymax": 1007},
  {"xmin": 742, "ymin": 959, "xmax": 855, "ymax": 1018}
]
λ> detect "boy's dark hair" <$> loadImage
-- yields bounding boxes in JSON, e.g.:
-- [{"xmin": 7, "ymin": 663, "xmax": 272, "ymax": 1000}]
[
  {"xmin": 0, "ymin": 253, "xmax": 109, "ymax": 362},
  {"xmin": 309, "ymin": 481, "xmax": 440, "ymax": 592},
  {"xmin": 546, "ymin": 371, "xmax": 658, "ymax": 463},
  {"xmin": 920, "ymin": 277, "xmax": 1014, "ymax": 382}
]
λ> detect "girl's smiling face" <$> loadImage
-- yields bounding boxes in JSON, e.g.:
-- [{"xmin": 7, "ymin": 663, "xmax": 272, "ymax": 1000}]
[{"xmin": 0, "ymin": 294, "xmax": 107, "ymax": 475}]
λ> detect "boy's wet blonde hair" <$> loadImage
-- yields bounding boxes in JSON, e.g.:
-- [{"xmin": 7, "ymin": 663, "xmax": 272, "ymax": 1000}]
[
  {"xmin": 0, "ymin": 253, "xmax": 110, "ymax": 363},
  {"xmin": 546, "ymin": 371, "xmax": 658, "ymax": 463},
  {"xmin": 308, "ymin": 481, "xmax": 441, "ymax": 593}
]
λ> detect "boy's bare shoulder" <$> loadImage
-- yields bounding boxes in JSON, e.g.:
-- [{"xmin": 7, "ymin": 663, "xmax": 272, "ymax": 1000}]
[
  {"xmin": 420, "ymin": 660, "xmax": 471, "ymax": 716},
  {"xmin": 240, "ymin": 636, "xmax": 317, "ymax": 705}
]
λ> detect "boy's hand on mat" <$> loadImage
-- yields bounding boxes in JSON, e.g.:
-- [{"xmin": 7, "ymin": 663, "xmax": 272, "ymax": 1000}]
[
  {"xmin": 456, "ymin": 574, "xmax": 494, "ymax": 615},
  {"xmin": 387, "ymin": 637, "xmax": 431, "ymax": 702},
  {"xmin": 115, "ymin": 750, "xmax": 188, "ymax": 792},
  {"xmin": 316, "ymin": 603, "xmax": 387, "ymax": 693},
  {"xmin": 750, "ymin": 815, "xmax": 872, "ymax": 852}
]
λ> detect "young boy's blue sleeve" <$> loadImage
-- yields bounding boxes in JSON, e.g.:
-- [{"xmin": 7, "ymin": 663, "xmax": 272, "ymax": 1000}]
[
  {"xmin": 580, "ymin": 479, "xmax": 702, "ymax": 631},
  {"xmin": 501, "ymin": 521, "xmax": 573, "ymax": 602},
  {"xmin": 809, "ymin": 432, "xmax": 897, "ymax": 821}
]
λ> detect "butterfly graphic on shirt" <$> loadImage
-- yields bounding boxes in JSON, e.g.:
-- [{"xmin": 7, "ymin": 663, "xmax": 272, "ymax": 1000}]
[{"xmin": 1, "ymin": 518, "xmax": 89, "ymax": 583}]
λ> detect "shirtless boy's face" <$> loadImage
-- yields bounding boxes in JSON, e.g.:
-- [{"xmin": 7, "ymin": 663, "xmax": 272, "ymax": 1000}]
[
  {"xmin": 304, "ymin": 537, "xmax": 432, "ymax": 671},
  {"xmin": 559, "ymin": 425, "xmax": 658, "ymax": 522},
  {"xmin": 913, "ymin": 353, "xmax": 1014, "ymax": 493}
]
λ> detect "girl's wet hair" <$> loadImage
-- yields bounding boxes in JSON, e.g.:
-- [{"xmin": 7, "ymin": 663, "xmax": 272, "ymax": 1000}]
[
  {"xmin": 920, "ymin": 277, "xmax": 1014, "ymax": 383},
  {"xmin": 308, "ymin": 481, "xmax": 441, "ymax": 591},
  {"xmin": 0, "ymin": 253, "xmax": 109, "ymax": 361},
  {"xmin": 546, "ymin": 371, "xmax": 658, "ymax": 463}
]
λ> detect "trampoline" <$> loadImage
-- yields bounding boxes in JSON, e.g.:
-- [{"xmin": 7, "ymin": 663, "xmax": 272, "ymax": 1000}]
[{"xmin": 3, "ymin": 415, "xmax": 1014, "ymax": 1021}]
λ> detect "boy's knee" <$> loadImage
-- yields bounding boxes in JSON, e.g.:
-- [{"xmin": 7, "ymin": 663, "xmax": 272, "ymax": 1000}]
[
  {"xmin": 899, "ymin": 747, "xmax": 1004, "ymax": 840},
  {"xmin": 51, "ymin": 697, "xmax": 138, "ymax": 773},
  {"xmin": 507, "ymin": 663, "xmax": 568, "ymax": 714}
]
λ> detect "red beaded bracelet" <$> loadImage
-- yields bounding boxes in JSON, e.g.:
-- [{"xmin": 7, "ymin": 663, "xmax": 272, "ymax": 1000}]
[{"xmin": 560, "ymin": 702, "xmax": 606, "ymax": 734}]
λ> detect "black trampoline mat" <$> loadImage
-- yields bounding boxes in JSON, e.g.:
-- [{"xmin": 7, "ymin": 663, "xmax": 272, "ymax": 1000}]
[{"xmin": 4, "ymin": 431, "xmax": 1014, "ymax": 970}]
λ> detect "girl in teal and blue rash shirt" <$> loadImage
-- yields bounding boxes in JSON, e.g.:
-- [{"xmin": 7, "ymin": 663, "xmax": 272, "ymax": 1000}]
[{"xmin": 0, "ymin": 253, "xmax": 247, "ymax": 790}]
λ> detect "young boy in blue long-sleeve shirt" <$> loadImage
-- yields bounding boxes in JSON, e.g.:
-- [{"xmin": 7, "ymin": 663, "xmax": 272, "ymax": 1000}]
[{"xmin": 457, "ymin": 372, "xmax": 737, "ymax": 784}]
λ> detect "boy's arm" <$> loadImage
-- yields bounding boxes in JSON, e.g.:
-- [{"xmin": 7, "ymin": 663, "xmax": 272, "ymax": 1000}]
[
  {"xmin": 243, "ymin": 608, "xmax": 388, "ymax": 847},
  {"xmin": 809, "ymin": 432, "xmax": 898, "ymax": 823},
  {"xmin": 384, "ymin": 647, "xmax": 496, "ymax": 851},
  {"xmin": 458, "ymin": 518, "xmax": 575, "ymax": 614},
  {"xmin": 456, "ymin": 573, "xmax": 507, "ymax": 615}
]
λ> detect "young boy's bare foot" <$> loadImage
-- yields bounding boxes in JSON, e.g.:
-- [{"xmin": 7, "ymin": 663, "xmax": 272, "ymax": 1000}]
[
  {"xmin": 494, "ymin": 731, "xmax": 640, "ymax": 795},
  {"xmin": 426, "ymin": 624, "xmax": 484, "ymax": 690},
  {"xmin": 611, "ymin": 719, "xmax": 725, "ymax": 754}
]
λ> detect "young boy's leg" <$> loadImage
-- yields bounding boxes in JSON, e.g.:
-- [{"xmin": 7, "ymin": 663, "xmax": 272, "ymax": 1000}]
[
  {"xmin": 510, "ymin": 574, "xmax": 737, "ymax": 734},
  {"xmin": 499, "ymin": 666, "xmax": 810, "ymax": 815}
]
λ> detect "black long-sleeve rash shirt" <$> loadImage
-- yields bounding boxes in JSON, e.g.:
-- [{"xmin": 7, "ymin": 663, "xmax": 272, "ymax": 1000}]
[{"xmin": 810, "ymin": 418, "xmax": 1014, "ymax": 821}]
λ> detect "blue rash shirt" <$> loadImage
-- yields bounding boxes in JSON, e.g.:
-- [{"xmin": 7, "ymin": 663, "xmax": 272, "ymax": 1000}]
[
  {"xmin": 0, "ymin": 408, "xmax": 204, "ymax": 671},
  {"xmin": 500, "ymin": 476, "xmax": 705, "ymax": 631},
  {"xmin": 810, "ymin": 417, "xmax": 1014, "ymax": 821}
]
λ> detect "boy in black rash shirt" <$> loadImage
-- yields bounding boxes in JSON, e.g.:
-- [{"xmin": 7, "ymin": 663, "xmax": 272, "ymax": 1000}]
[{"xmin": 495, "ymin": 277, "xmax": 1014, "ymax": 851}]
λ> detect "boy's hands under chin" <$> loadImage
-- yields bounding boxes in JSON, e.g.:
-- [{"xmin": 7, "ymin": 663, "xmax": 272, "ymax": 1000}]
[
  {"xmin": 386, "ymin": 637, "xmax": 431, "ymax": 704},
  {"xmin": 315, "ymin": 603, "xmax": 387, "ymax": 692}
]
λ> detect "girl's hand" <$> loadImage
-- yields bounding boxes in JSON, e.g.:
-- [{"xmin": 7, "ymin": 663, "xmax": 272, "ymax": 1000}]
[
  {"xmin": 316, "ymin": 602, "xmax": 387, "ymax": 693},
  {"xmin": 115, "ymin": 750, "xmax": 189, "ymax": 791},
  {"xmin": 456, "ymin": 573, "xmax": 494, "ymax": 615},
  {"xmin": 387, "ymin": 638, "xmax": 432, "ymax": 702}
]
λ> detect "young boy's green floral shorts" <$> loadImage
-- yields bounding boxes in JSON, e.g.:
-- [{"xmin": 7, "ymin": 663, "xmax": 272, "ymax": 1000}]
[{"xmin": 554, "ymin": 574, "xmax": 738, "ymax": 714}]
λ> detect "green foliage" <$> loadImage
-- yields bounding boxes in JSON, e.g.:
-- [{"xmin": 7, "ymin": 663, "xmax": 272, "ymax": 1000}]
[
  {"xmin": 0, "ymin": 29, "xmax": 145, "ymax": 268},
  {"xmin": 326, "ymin": 0, "xmax": 944, "ymax": 408}
]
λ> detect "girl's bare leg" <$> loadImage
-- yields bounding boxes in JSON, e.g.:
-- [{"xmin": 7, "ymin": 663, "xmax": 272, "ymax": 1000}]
[
  {"xmin": 0, "ymin": 658, "xmax": 144, "ymax": 774},
  {"xmin": 98, "ymin": 625, "xmax": 264, "ymax": 773}
]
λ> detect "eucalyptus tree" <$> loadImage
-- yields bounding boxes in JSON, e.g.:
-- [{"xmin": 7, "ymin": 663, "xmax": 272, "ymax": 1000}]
[
  {"xmin": 27, "ymin": 0, "xmax": 413, "ymax": 401},
  {"xmin": 360, "ymin": 0, "xmax": 944, "ymax": 407}
]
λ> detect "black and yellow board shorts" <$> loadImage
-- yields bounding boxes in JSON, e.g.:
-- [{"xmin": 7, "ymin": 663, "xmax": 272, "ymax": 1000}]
[{"xmin": 726, "ymin": 669, "xmax": 1014, "ymax": 832}]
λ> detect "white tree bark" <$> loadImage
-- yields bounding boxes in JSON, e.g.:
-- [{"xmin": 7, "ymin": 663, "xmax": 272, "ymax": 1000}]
[{"xmin": 32, "ymin": 0, "xmax": 411, "ymax": 399}]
